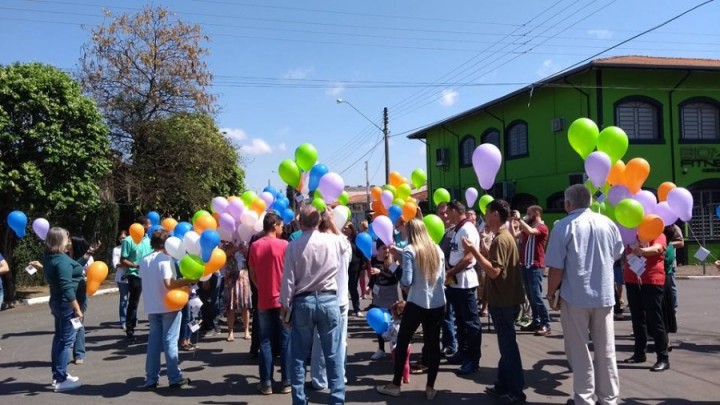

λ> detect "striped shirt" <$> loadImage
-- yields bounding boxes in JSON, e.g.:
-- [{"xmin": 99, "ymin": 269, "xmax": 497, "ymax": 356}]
[{"xmin": 520, "ymin": 222, "xmax": 548, "ymax": 268}]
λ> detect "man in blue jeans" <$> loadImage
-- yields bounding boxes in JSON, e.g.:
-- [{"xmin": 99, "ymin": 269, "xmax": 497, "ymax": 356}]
[{"xmin": 516, "ymin": 205, "xmax": 551, "ymax": 336}]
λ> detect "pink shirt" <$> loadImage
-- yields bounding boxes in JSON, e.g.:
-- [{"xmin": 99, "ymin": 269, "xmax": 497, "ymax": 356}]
[{"xmin": 248, "ymin": 236, "xmax": 289, "ymax": 310}]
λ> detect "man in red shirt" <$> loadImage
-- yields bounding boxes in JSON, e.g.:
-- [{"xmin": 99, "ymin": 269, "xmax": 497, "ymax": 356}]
[
  {"xmin": 248, "ymin": 213, "xmax": 290, "ymax": 395},
  {"xmin": 516, "ymin": 205, "xmax": 551, "ymax": 336}
]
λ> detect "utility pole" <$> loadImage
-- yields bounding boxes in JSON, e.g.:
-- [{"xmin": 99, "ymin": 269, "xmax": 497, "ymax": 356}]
[
  {"xmin": 383, "ymin": 107, "xmax": 390, "ymax": 185},
  {"xmin": 365, "ymin": 160, "xmax": 370, "ymax": 209}
]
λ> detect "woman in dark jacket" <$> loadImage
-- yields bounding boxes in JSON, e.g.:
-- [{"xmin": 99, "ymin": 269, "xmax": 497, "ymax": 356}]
[{"xmin": 343, "ymin": 222, "xmax": 365, "ymax": 317}]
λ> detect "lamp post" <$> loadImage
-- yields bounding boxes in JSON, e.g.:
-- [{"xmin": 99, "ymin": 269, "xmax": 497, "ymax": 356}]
[{"xmin": 336, "ymin": 99, "xmax": 390, "ymax": 185}]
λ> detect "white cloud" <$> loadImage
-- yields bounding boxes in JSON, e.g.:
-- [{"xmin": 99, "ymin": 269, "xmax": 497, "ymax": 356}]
[
  {"xmin": 439, "ymin": 89, "xmax": 459, "ymax": 107},
  {"xmin": 277, "ymin": 142, "xmax": 287, "ymax": 152},
  {"xmin": 419, "ymin": 144, "xmax": 427, "ymax": 156},
  {"xmin": 536, "ymin": 59, "xmax": 562, "ymax": 78},
  {"xmin": 587, "ymin": 29, "xmax": 613, "ymax": 39},
  {"xmin": 326, "ymin": 82, "xmax": 345, "ymax": 97},
  {"xmin": 220, "ymin": 127, "xmax": 247, "ymax": 141},
  {"xmin": 222, "ymin": 127, "xmax": 286, "ymax": 155},
  {"xmin": 282, "ymin": 67, "xmax": 313, "ymax": 80},
  {"xmin": 241, "ymin": 138, "xmax": 274, "ymax": 155}
]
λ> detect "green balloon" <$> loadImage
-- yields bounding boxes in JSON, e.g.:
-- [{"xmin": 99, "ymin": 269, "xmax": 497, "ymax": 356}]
[
  {"xmin": 312, "ymin": 197, "xmax": 326, "ymax": 212},
  {"xmin": 478, "ymin": 194, "xmax": 494, "ymax": 215},
  {"xmin": 397, "ymin": 183, "xmax": 412, "ymax": 200},
  {"xmin": 433, "ymin": 188, "xmax": 451, "ymax": 206},
  {"xmin": 568, "ymin": 118, "xmax": 599, "ymax": 160},
  {"xmin": 584, "ymin": 179, "xmax": 598, "ymax": 194},
  {"xmin": 278, "ymin": 159, "xmax": 301, "ymax": 188},
  {"xmin": 192, "ymin": 210, "xmax": 210, "ymax": 224},
  {"xmin": 295, "ymin": 143, "xmax": 318, "ymax": 172},
  {"xmin": 411, "ymin": 169, "xmax": 427, "ymax": 189},
  {"xmin": 597, "ymin": 126, "xmax": 629, "ymax": 164},
  {"xmin": 179, "ymin": 254, "xmax": 204, "ymax": 280},
  {"xmin": 241, "ymin": 190, "xmax": 258, "ymax": 207},
  {"xmin": 383, "ymin": 184, "xmax": 397, "ymax": 196},
  {"xmin": 393, "ymin": 198, "xmax": 406, "ymax": 207},
  {"xmin": 615, "ymin": 198, "xmax": 644, "ymax": 228},
  {"xmin": 590, "ymin": 201, "xmax": 600, "ymax": 212},
  {"xmin": 601, "ymin": 202, "xmax": 616, "ymax": 222},
  {"xmin": 423, "ymin": 214, "xmax": 445, "ymax": 244},
  {"xmin": 337, "ymin": 191, "xmax": 349, "ymax": 206}
]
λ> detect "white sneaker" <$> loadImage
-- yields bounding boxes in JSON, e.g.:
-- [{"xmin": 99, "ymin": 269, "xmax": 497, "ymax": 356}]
[
  {"xmin": 54, "ymin": 378, "xmax": 82, "ymax": 392},
  {"xmin": 370, "ymin": 350, "xmax": 386, "ymax": 360},
  {"xmin": 52, "ymin": 374, "xmax": 79, "ymax": 387}
]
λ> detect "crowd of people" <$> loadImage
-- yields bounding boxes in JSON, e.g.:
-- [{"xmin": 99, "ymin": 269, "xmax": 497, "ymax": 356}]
[{"xmin": 23, "ymin": 182, "xmax": 714, "ymax": 404}]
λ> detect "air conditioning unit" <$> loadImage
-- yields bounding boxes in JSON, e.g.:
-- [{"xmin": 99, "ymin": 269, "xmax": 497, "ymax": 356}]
[
  {"xmin": 435, "ymin": 148, "xmax": 449, "ymax": 167},
  {"xmin": 551, "ymin": 117, "xmax": 565, "ymax": 132},
  {"xmin": 490, "ymin": 181, "xmax": 515, "ymax": 201},
  {"xmin": 568, "ymin": 172, "xmax": 588, "ymax": 186}
]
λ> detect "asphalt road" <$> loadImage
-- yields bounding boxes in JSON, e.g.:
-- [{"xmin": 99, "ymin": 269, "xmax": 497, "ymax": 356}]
[{"xmin": 1, "ymin": 279, "xmax": 719, "ymax": 404}]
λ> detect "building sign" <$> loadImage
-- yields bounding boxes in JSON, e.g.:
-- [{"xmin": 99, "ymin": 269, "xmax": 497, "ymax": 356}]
[{"xmin": 680, "ymin": 147, "xmax": 720, "ymax": 173}]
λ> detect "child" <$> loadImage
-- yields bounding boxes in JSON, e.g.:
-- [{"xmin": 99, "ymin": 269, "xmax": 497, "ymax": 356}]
[
  {"xmin": 369, "ymin": 240, "xmax": 401, "ymax": 360},
  {"xmin": 383, "ymin": 300, "xmax": 410, "ymax": 384}
]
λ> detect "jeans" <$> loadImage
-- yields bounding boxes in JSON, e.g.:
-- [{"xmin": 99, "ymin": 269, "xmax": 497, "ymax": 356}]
[
  {"xmin": 489, "ymin": 305, "xmax": 525, "ymax": 396},
  {"xmin": 178, "ymin": 303, "xmax": 191, "ymax": 344},
  {"xmin": 50, "ymin": 300, "xmax": 79, "ymax": 383},
  {"xmin": 626, "ymin": 283, "xmax": 668, "ymax": 362},
  {"xmin": 289, "ymin": 293, "xmax": 345, "ymax": 405},
  {"xmin": 348, "ymin": 269, "xmax": 361, "ymax": 313},
  {"xmin": 446, "ymin": 287, "xmax": 481, "ymax": 366},
  {"xmin": 117, "ymin": 282, "xmax": 129, "ymax": 328},
  {"xmin": 393, "ymin": 302, "xmax": 444, "ymax": 387},
  {"xmin": 522, "ymin": 266, "xmax": 551, "ymax": 328},
  {"xmin": 311, "ymin": 305, "xmax": 348, "ymax": 389},
  {"xmin": 126, "ymin": 275, "xmax": 142, "ymax": 335},
  {"xmin": 73, "ymin": 298, "xmax": 88, "ymax": 361},
  {"xmin": 0, "ymin": 287, "xmax": 4, "ymax": 310},
  {"xmin": 441, "ymin": 293, "xmax": 457, "ymax": 352},
  {"xmin": 145, "ymin": 311, "xmax": 183, "ymax": 385},
  {"xmin": 250, "ymin": 282, "xmax": 260, "ymax": 355},
  {"xmin": 668, "ymin": 272, "xmax": 678, "ymax": 313},
  {"xmin": 258, "ymin": 308, "xmax": 290, "ymax": 386}
]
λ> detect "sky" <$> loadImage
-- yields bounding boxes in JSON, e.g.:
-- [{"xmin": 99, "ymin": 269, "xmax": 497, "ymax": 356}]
[{"xmin": 1, "ymin": 0, "xmax": 720, "ymax": 194}]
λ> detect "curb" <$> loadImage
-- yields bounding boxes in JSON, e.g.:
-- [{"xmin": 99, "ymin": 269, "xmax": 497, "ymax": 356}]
[
  {"xmin": 675, "ymin": 275, "xmax": 720, "ymax": 280},
  {"xmin": 22, "ymin": 287, "xmax": 119, "ymax": 306}
]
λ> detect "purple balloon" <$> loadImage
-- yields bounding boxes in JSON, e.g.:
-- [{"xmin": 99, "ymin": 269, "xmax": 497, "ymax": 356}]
[
  {"xmin": 317, "ymin": 172, "xmax": 344, "ymax": 203},
  {"xmin": 616, "ymin": 223, "xmax": 638, "ymax": 246},
  {"xmin": 260, "ymin": 191, "xmax": 275, "ymax": 209},
  {"xmin": 607, "ymin": 185, "xmax": 631, "ymax": 206},
  {"xmin": 372, "ymin": 215, "xmax": 394, "ymax": 246},
  {"xmin": 633, "ymin": 190, "xmax": 657, "ymax": 216},
  {"xmin": 381, "ymin": 190, "xmax": 394, "ymax": 210},
  {"xmin": 212, "ymin": 197, "xmax": 229, "ymax": 214},
  {"xmin": 584, "ymin": 151, "xmax": 611, "ymax": 188},
  {"xmin": 219, "ymin": 213, "xmax": 236, "ymax": 232},
  {"xmin": 465, "ymin": 187, "xmax": 478, "ymax": 209},
  {"xmin": 472, "ymin": 144, "xmax": 502, "ymax": 190},
  {"xmin": 655, "ymin": 201, "xmax": 678, "ymax": 225},
  {"xmin": 32, "ymin": 218, "xmax": 50, "ymax": 241},
  {"xmin": 667, "ymin": 187, "xmax": 693, "ymax": 221},
  {"xmin": 226, "ymin": 199, "xmax": 246, "ymax": 221}
]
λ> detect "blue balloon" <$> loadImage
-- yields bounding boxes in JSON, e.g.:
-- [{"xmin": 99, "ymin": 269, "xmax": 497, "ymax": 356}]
[
  {"xmin": 272, "ymin": 198, "xmax": 289, "ymax": 213},
  {"xmin": 173, "ymin": 221, "xmax": 192, "ymax": 240},
  {"xmin": 368, "ymin": 223, "xmax": 378, "ymax": 241},
  {"xmin": 263, "ymin": 185, "xmax": 278, "ymax": 196},
  {"xmin": 148, "ymin": 225, "xmax": 163, "ymax": 236},
  {"xmin": 7, "ymin": 210, "xmax": 27, "ymax": 238},
  {"xmin": 200, "ymin": 230, "xmax": 221, "ymax": 263},
  {"xmin": 308, "ymin": 164, "xmax": 329, "ymax": 193},
  {"xmin": 388, "ymin": 205, "xmax": 402, "ymax": 224},
  {"xmin": 147, "ymin": 211, "xmax": 161, "ymax": 226},
  {"xmin": 356, "ymin": 232, "xmax": 373, "ymax": 259},
  {"xmin": 281, "ymin": 208, "xmax": 295, "ymax": 224},
  {"xmin": 366, "ymin": 308, "xmax": 391, "ymax": 334}
]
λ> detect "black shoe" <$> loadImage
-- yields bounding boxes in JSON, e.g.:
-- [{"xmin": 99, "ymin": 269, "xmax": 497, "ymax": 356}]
[
  {"xmin": 442, "ymin": 347, "xmax": 457, "ymax": 357},
  {"xmin": 126, "ymin": 334, "xmax": 137, "ymax": 343},
  {"xmin": 169, "ymin": 378, "xmax": 191, "ymax": 389},
  {"xmin": 142, "ymin": 383, "xmax": 158, "ymax": 391},
  {"xmin": 455, "ymin": 361, "xmax": 479, "ymax": 375},
  {"xmin": 622, "ymin": 355, "xmax": 646, "ymax": 364},
  {"xmin": 499, "ymin": 392, "xmax": 527, "ymax": 404},
  {"xmin": 485, "ymin": 385, "xmax": 507, "ymax": 398},
  {"xmin": 447, "ymin": 353, "xmax": 464, "ymax": 365},
  {"xmin": 650, "ymin": 360, "xmax": 670, "ymax": 372},
  {"xmin": 519, "ymin": 323, "xmax": 540, "ymax": 332}
]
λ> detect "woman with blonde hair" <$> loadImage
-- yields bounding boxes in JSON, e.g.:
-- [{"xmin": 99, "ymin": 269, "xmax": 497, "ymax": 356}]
[{"xmin": 377, "ymin": 218, "xmax": 446, "ymax": 400}]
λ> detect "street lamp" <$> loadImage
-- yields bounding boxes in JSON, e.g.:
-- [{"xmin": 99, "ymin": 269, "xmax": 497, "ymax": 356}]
[{"xmin": 336, "ymin": 98, "xmax": 390, "ymax": 185}]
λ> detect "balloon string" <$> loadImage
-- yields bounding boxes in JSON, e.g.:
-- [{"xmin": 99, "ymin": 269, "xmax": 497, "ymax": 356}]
[{"xmin": 686, "ymin": 224, "xmax": 718, "ymax": 261}]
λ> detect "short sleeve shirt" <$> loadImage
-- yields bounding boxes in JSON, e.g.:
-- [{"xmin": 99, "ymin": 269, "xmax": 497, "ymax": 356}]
[
  {"xmin": 486, "ymin": 229, "xmax": 525, "ymax": 307},
  {"xmin": 121, "ymin": 235, "xmax": 152, "ymax": 277},
  {"xmin": 448, "ymin": 221, "xmax": 480, "ymax": 289},
  {"xmin": 140, "ymin": 251, "xmax": 176, "ymax": 314}
]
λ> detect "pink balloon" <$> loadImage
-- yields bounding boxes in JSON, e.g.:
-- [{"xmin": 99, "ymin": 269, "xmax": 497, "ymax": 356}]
[
  {"xmin": 655, "ymin": 201, "xmax": 678, "ymax": 226},
  {"xmin": 465, "ymin": 187, "xmax": 478, "ymax": 209},
  {"xmin": 472, "ymin": 144, "xmax": 502, "ymax": 190},
  {"xmin": 226, "ymin": 199, "xmax": 245, "ymax": 220},
  {"xmin": 212, "ymin": 197, "xmax": 229, "ymax": 214},
  {"xmin": 667, "ymin": 187, "xmax": 693, "ymax": 221},
  {"xmin": 607, "ymin": 185, "xmax": 631, "ymax": 206},
  {"xmin": 381, "ymin": 190, "xmax": 394, "ymax": 210},
  {"xmin": 616, "ymin": 223, "xmax": 637, "ymax": 246},
  {"xmin": 633, "ymin": 190, "xmax": 657, "ymax": 216},
  {"xmin": 372, "ymin": 215, "xmax": 394, "ymax": 246},
  {"xmin": 219, "ymin": 213, "xmax": 236, "ymax": 232},
  {"xmin": 260, "ymin": 191, "xmax": 275, "ymax": 209},
  {"xmin": 32, "ymin": 218, "xmax": 50, "ymax": 241},
  {"xmin": 317, "ymin": 172, "xmax": 344, "ymax": 203},
  {"xmin": 584, "ymin": 151, "xmax": 611, "ymax": 188}
]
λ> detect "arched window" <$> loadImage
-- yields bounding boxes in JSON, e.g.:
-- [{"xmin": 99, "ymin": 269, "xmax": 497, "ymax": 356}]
[
  {"xmin": 505, "ymin": 121, "xmax": 528, "ymax": 159},
  {"xmin": 546, "ymin": 191, "xmax": 565, "ymax": 211},
  {"xmin": 681, "ymin": 99, "xmax": 720, "ymax": 142},
  {"xmin": 481, "ymin": 128, "xmax": 500, "ymax": 149},
  {"xmin": 459, "ymin": 135, "xmax": 475, "ymax": 167},
  {"xmin": 614, "ymin": 96, "xmax": 663, "ymax": 142},
  {"xmin": 511, "ymin": 193, "xmax": 538, "ymax": 213}
]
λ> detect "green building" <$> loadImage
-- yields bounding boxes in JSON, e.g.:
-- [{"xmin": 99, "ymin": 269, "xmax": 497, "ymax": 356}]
[{"xmin": 408, "ymin": 56, "xmax": 720, "ymax": 264}]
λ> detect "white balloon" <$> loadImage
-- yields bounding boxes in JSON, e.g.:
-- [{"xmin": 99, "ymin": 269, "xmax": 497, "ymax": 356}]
[
  {"xmin": 182, "ymin": 231, "xmax": 201, "ymax": 256},
  {"xmin": 332, "ymin": 206, "xmax": 350, "ymax": 232},
  {"xmin": 242, "ymin": 211, "xmax": 259, "ymax": 227},
  {"xmin": 165, "ymin": 236, "xmax": 185, "ymax": 260},
  {"xmin": 255, "ymin": 213, "xmax": 266, "ymax": 233},
  {"xmin": 236, "ymin": 224, "xmax": 255, "ymax": 243}
]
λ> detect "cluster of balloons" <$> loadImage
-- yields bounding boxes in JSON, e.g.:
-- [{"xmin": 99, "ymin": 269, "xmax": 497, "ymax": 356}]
[{"xmin": 568, "ymin": 118, "xmax": 694, "ymax": 244}]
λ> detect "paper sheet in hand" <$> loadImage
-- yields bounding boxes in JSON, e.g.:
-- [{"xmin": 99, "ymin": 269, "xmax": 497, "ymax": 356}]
[
  {"xmin": 188, "ymin": 320, "xmax": 200, "ymax": 333},
  {"xmin": 694, "ymin": 246, "xmax": 711, "ymax": 262},
  {"xmin": 25, "ymin": 265, "xmax": 37, "ymax": 275},
  {"xmin": 71, "ymin": 317, "xmax": 83, "ymax": 330},
  {"xmin": 627, "ymin": 254, "xmax": 646, "ymax": 277}
]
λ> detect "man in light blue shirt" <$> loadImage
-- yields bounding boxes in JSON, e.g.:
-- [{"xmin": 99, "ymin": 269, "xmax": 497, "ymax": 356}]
[{"xmin": 545, "ymin": 184, "xmax": 623, "ymax": 405}]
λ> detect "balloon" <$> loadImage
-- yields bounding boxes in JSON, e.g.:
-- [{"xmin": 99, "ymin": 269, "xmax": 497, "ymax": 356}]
[
  {"xmin": 383, "ymin": 184, "xmax": 397, "ymax": 196},
  {"xmin": 281, "ymin": 208, "xmax": 295, "ymax": 224},
  {"xmin": 381, "ymin": 190, "xmax": 394, "ymax": 210},
  {"xmin": 616, "ymin": 223, "xmax": 638, "ymax": 246},
  {"xmin": 634, "ymin": 190, "xmax": 657, "ymax": 216},
  {"xmin": 219, "ymin": 227, "xmax": 233, "ymax": 242},
  {"xmin": 607, "ymin": 185, "xmax": 632, "ymax": 206},
  {"xmin": 371, "ymin": 200, "xmax": 387, "ymax": 215},
  {"xmin": 7, "ymin": 211, "xmax": 27, "ymax": 238},
  {"xmin": 179, "ymin": 255, "xmax": 204, "ymax": 280},
  {"xmin": 402, "ymin": 202, "xmax": 418, "ymax": 222},
  {"xmin": 32, "ymin": 218, "xmax": 50, "ymax": 240},
  {"xmin": 600, "ymin": 202, "xmax": 616, "ymax": 222},
  {"xmin": 472, "ymin": 144, "xmax": 502, "ymax": 190},
  {"xmin": 658, "ymin": 182, "xmax": 676, "ymax": 203},
  {"xmin": 338, "ymin": 191, "xmax": 349, "ymax": 206},
  {"xmin": 173, "ymin": 222, "xmax": 192, "ymax": 240},
  {"xmin": 638, "ymin": 215, "xmax": 665, "ymax": 243},
  {"xmin": 389, "ymin": 171, "xmax": 404, "ymax": 188},
  {"xmin": 596, "ymin": 126, "xmax": 629, "ymax": 164},
  {"xmin": 164, "ymin": 287, "xmax": 190, "ymax": 311},
  {"xmin": 219, "ymin": 213, "xmax": 236, "ymax": 233},
  {"xmin": 433, "ymin": 188, "xmax": 451, "ymax": 206},
  {"xmin": 317, "ymin": 172, "xmax": 345, "ymax": 203},
  {"xmin": 255, "ymin": 212, "xmax": 267, "ymax": 233},
  {"xmin": 86, "ymin": 261, "xmax": 108, "ymax": 296},
  {"xmin": 478, "ymin": 194, "xmax": 494, "ymax": 215},
  {"xmin": 388, "ymin": 205, "xmax": 403, "ymax": 224},
  {"xmin": 165, "ymin": 236, "xmax": 185, "ymax": 260},
  {"xmin": 239, "ymin": 191, "xmax": 257, "ymax": 207},
  {"xmin": 372, "ymin": 216, "xmax": 394, "ymax": 246},
  {"xmin": 148, "ymin": 225, "xmax": 163, "ymax": 237},
  {"xmin": 161, "ymin": 218, "xmax": 178, "ymax": 232},
  {"xmin": 204, "ymin": 248, "xmax": 227, "ymax": 274},
  {"xmin": 182, "ymin": 231, "xmax": 201, "ymax": 256},
  {"xmin": 607, "ymin": 160, "xmax": 626, "ymax": 186},
  {"xmin": 263, "ymin": 185, "xmax": 278, "ymax": 196},
  {"xmin": 423, "ymin": 214, "xmax": 445, "ymax": 244},
  {"xmin": 356, "ymin": 232, "xmax": 373, "ymax": 259},
  {"xmin": 567, "ymin": 118, "xmax": 599, "ymax": 160},
  {"xmin": 397, "ymin": 183, "xmax": 412, "ymax": 201},
  {"xmin": 192, "ymin": 210, "xmax": 210, "ymax": 224},
  {"xmin": 411, "ymin": 169, "xmax": 427, "ymax": 189},
  {"xmin": 241, "ymin": 211, "xmax": 259, "ymax": 227},
  {"xmin": 250, "ymin": 198, "xmax": 267, "ymax": 216},
  {"xmin": 279, "ymin": 159, "xmax": 301, "ymax": 188},
  {"xmin": 129, "ymin": 223, "xmax": 144, "ymax": 244},
  {"xmin": 194, "ymin": 214, "xmax": 217, "ymax": 234},
  {"xmin": 624, "ymin": 158, "xmax": 650, "ymax": 194},
  {"xmin": 666, "ymin": 187, "xmax": 693, "ymax": 222},
  {"xmin": 615, "ymin": 199, "xmax": 645, "ymax": 228},
  {"xmin": 271, "ymin": 198, "xmax": 289, "ymax": 213},
  {"xmin": 226, "ymin": 199, "xmax": 246, "ymax": 220},
  {"xmin": 465, "ymin": 187, "xmax": 479, "ymax": 209},
  {"xmin": 147, "ymin": 211, "xmax": 160, "ymax": 226},
  {"xmin": 295, "ymin": 143, "xmax": 319, "ymax": 172},
  {"xmin": 332, "ymin": 205, "xmax": 350, "ymax": 232},
  {"xmin": 392, "ymin": 198, "xmax": 406, "ymax": 207},
  {"xmin": 366, "ymin": 307, "xmax": 391, "ymax": 334},
  {"xmin": 584, "ymin": 151, "xmax": 612, "ymax": 188},
  {"xmin": 312, "ymin": 197, "xmax": 326, "ymax": 212},
  {"xmin": 199, "ymin": 230, "xmax": 221, "ymax": 262},
  {"xmin": 210, "ymin": 196, "xmax": 228, "ymax": 214},
  {"xmin": 299, "ymin": 171, "xmax": 309, "ymax": 194},
  {"xmin": 655, "ymin": 201, "xmax": 678, "ymax": 226},
  {"xmin": 199, "ymin": 274, "xmax": 212, "ymax": 282},
  {"xmin": 308, "ymin": 163, "xmax": 329, "ymax": 193},
  {"xmin": 236, "ymin": 223, "xmax": 255, "ymax": 243},
  {"xmin": 371, "ymin": 186, "xmax": 383, "ymax": 201}
]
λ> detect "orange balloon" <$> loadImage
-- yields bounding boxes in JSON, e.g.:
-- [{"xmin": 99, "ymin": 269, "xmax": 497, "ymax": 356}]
[
  {"xmin": 129, "ymin": 223, "xmax": 144, "ymax": 244},
  {"xmin": 406, "ymin": 197, "xmax": 417, "ymax": 205},
  {"xmin": 86, "ymin": 261, "xmax": 108, "ymax": 295},
  {"xmin": 624, "ymin": 158, "xmax": 650, "ymax": 194},
  {"xmin": 402, "ymin": 202, "xmax": 418, "ymax": 222},
  {"xmin": 250, "ymin": 198, "xmax": 267, "ymax": 215},
  {"xmin": 389, "ymin": 171, "xmax": 404, "ymax": 188},
  {"xmin": 370, "ymin": 186, "xmax": 383, "ymax": 202},
  {"xmin": 371, "ymin": 200, "xmax": 387, "ymax": 215},
  {"xmin": 212, "ymin": 212, "xmax": 221, "ymax": 223},
  {"xmin": 637, "ymin": 214, "xmax": 665, "ymax": 243},
  {"xmin": 204, "ymin": 248, "xmax": 227, "ymax": 275},
  {"xmin": 193, "ymin": 214, "xmax": 217, "ymax": 234},
  {"xmin": 607, "ymin": 161, "xmax": 626, "ymax": 186},
  {"xmin": 657, "ymin": 182, "xmax": 676, "ymax": 202},
  {"xmin": 227, "ymin": 196, "xmax": 239, "ymax": 202},
  {"xmin": 161, "ymin": 218, "xmax": 178, "ymax": 232},
  {"xmin": 164, "ymin": 286, "xmax": 190, "ymax": 311}
]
